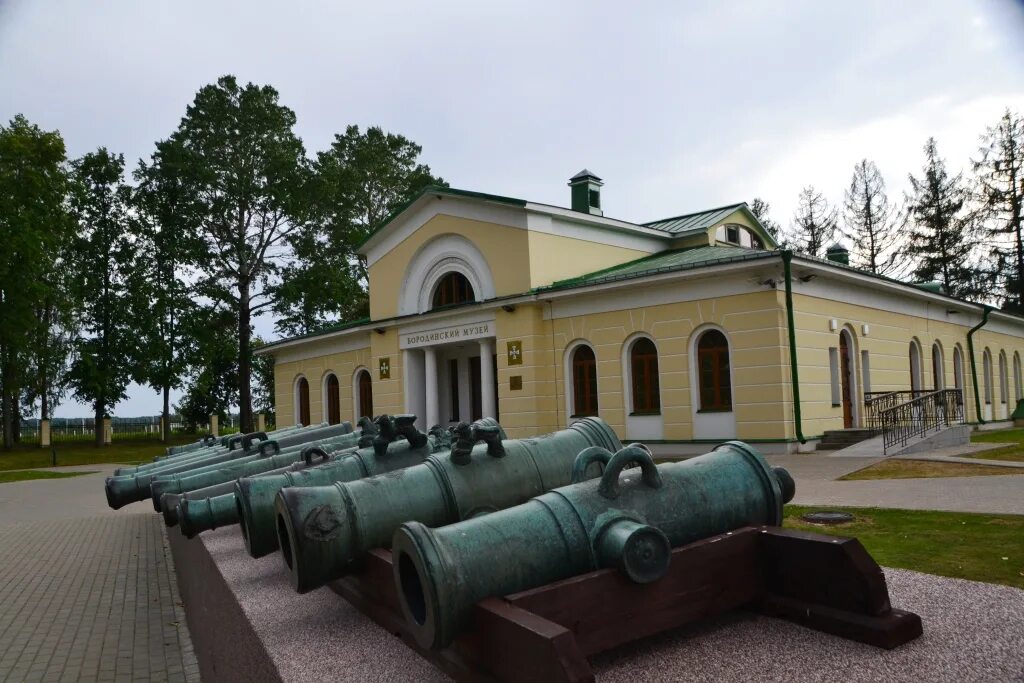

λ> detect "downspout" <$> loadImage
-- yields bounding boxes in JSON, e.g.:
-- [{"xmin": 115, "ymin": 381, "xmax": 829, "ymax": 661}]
[
  {"xmin": 782, "ymin": 251, "xmax": 806, "ymax": 444},
  {"xmin": 967, "ymin": 305, "xmax": 992, "ymax": 425}
]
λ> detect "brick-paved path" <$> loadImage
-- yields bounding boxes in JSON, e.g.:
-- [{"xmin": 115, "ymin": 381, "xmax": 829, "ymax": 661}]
[{"xmin": 0, "ymin": 513, "xmax": 200, "ymax": 683}]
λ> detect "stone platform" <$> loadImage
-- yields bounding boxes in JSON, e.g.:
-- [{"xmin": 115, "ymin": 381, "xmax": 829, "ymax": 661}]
[{"xmin": 171, "ymin": 526, "xmax": 1024, "ymax": 683}]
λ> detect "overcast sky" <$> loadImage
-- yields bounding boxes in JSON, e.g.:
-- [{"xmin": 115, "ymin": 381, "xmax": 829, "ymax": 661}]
[{"xmin": 2, "ymin": 0, "xmax": 1024, "ymax": 418}]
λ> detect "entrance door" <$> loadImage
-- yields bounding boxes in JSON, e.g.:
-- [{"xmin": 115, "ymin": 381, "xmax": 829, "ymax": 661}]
[
  {"xmin": 469, "ymin": 356, "xmax": 482, "ymax": 421},
  {"xmin": 840, "ymin": 333, "xmax": 853, "ymax": 428}
]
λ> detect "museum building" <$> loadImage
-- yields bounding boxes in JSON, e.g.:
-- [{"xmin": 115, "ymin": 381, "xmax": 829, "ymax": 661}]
[{"xmin": 257, "ymin": 171, "xmax": 1024, "ymax": 452}]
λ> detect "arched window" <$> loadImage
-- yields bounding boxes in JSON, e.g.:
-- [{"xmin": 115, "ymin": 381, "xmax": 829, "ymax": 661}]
[
  {"xmin": 931, "ymin": 343, "xmax": 944, "ymax": 391},
  {"xmin": 356, "ymin": 370, "xmax": 373, "ymax": 420},
  {"xmin": 953, "ymin": 346, "xmax": 965, "ymax": 397},
  {"xmin": 983, "ymin": 349, "xmax": 993, "ymax": 405},
  {"xmin": 697, "ymin": 330, "xmax": 732, "ymax": 411},
  {"xmin": 295, "ymin": 377, "xmax": 310, "ymax": 426},
  {"xmin": 999, "ymin": 351, "xmax": 1008, "ymax": 405},
  {"xmin": 571, "ymin": 345, "xmax": 598, "ymax": 417},
  {"xmin": 630, "ymin": 338, "xmax": 660, "ymax": 414},
  {"xmin": 431, "ymin": 272, "xmax": 475, "ymax": 309},
  {"xmin": 909, "ymin": 341, "xmax": 923, "ymax": 393},
  {"xmin": 1014, "ymin": 352, "xmax": 1022, "ymax": 402},
  {"xmin": 324, "ymin": 374, "xmax": 340, "ymax": 425}
]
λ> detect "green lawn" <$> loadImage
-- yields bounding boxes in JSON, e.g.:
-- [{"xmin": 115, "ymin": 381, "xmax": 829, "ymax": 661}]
[
  {"xmin": 841, "ymin": 459, "xmax": 1024, "ymax": 480},
  {"xmin": 968, "ymin": 427, "xmax": 1024, "ymax": 462},
  {"xmin": 785, "ymin": 505, "xmax": 1024, "ymax": 589},
  {"xmin": 0, "ymin": 469, "xmax": 97, "ymax": 483},
  {"xmin": 0, "ymin": 436, "xmax": 198, "ymax": 472}
]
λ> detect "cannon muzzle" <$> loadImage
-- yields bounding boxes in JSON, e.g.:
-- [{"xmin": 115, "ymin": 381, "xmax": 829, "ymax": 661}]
[
  {"xmin": 275, "ymin": 417, "xmax": 621, "ymax": 593},
  {"xmin": 392, "ymin": 440, "xmax": 794, "ymax": 649}
]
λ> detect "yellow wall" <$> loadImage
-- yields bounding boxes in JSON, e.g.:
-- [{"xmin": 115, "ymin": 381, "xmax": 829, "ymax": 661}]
[
  {"xmin": 494, "ymin": 304, "xmax": 560, "ymax": 438},
  {"xmin": 791, "ymin": 292, "xmax": 1024, "ymax": 435},
  {"xmin": 275, "ymin": 346, "xmax": 372, "ymax": 427},
  {"xmin": 526, "ymin": 231, "xmax": 648, "ymax": 289},
  {"xmin": 367, "ymin": 214, "xmax": 531, "ymax": 320},
  {"xmin": 545, "ymin": 290, "xmax": 789, "ymax": 441}
]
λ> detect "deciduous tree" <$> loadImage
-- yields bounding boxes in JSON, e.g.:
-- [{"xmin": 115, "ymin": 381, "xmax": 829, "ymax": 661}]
[
  {"xmin": 748, "ymin": 197, "xmax": 781, "ymax": 240},
  {"xmin": 790, "ymin": 186, "xmax": 838, "ymax": 257},
  {"xmin": 275, "ymin": 126, "xmax": 444, "ymax": 335},
  {"xmin": 0, "ymin": 115, "xmax": 72, "ymax": 449},
  {"xmin": 843, "ymin": 159, "xmax": 904, "ymax": 275},
  {"xmin": 67, "ymin": 148, "xmax": 140, "ymax": 446}
]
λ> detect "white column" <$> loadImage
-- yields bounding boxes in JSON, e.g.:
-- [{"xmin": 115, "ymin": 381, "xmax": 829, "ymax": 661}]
[
  {"xmin": 424, "ymin": 346, "xmax": 439, "ymax": 428},
  {"xmin": 403, "ymin": 349, "xmax": 426, "ymax": 429},
  {"xmin": 479, "ymin": 338, "xmax": 496, "ymax": 419}
]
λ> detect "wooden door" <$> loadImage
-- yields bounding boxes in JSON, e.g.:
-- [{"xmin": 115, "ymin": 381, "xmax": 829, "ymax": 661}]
[{"xmin": 840, "ymin": 334, "xmax": 853, "ymax": 428}]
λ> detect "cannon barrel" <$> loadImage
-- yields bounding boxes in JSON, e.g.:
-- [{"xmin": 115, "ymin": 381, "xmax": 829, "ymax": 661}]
[
  {"xmin": 392, "ymin": 441, "xmax": 795, "ymax": 649},
  {"xmin": 117, "ymin": 423, "xmax": 328, "ymax": 476},
  {"xmin": 173, "ymin": 440, "xmax": 363, "ymax": 535},
  {"xmin": 234, "ymin": 415, "xmax": 466, "ymax": 558},
  {"xmin": 103, "ymin": 422, "xmax": 353, "ymax": 509},
  {"xmin": 160, "ymin": 441, "xmax": 349, "ymax": 527},
  {"xmin": 125, "ymin": 424, "xmax": 309, "ymax": 474},
  {"xmin": 275, "ymin": 417, "xmax": 621, "ymax": 593},
  {"xmin": 148, "ymin": 430, "xmax": 362, "ymax": 511}
]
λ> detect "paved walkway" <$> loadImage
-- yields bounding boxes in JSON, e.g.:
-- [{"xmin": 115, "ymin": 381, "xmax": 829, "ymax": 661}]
[
  {"xmin": 766, "ymin": 452, "xmax": 1024, "ymax": 514},
  {"xmin": 0, "ymin": 467, "xmax": 200, "ymax": 683}
]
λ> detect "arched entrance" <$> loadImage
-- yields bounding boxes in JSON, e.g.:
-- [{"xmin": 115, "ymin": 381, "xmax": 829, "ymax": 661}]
[
  {"xmin": 931, "ymin": 343, "xmax": 944, "ymax": 391},
  {"xmin": 839, "ymin": 330, "xmax": 856, "ymax": 428},
  {"xmin": 909, "ymin": 341, "xmax": 922, "ymax": 393},
  {"xmin": 295, "ymin": 377, "xmax": 310, "ymax": 426}
]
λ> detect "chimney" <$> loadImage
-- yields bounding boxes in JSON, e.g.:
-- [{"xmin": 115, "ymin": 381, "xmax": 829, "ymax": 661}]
[
  {"xmin": 825, "ymin": 244, "xmax": 849, "ymax": 265},
  {"xmin": 568, "ymin": 169, "xmax": 603, "ymax": 216}
]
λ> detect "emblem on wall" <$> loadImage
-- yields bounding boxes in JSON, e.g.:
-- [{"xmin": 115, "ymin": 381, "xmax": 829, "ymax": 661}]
[
  {"xmin": 507, "ymin": 340, "xmax": 523, "ymax": 366},
  {"xmin": 379, "ymin": 357, "xmax": 391, "ymax": 379}
]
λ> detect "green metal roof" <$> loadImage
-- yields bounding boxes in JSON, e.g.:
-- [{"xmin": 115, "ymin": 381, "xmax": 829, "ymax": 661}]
[
  {"xmin": 643, "ymin": 203, "xmax": 747, "ymax": 235},
  {"xmin": 540, "ymin": 245, "xmax": 775, "ymax": 291}
]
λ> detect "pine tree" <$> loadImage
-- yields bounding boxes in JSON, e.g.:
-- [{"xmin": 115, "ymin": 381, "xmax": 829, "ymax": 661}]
[
  {"xmin": 973, "ymin": 109, "xmax": 1024, "ymax": 311},
  {"xmin": 790, "ymin": 186, "xmax": 838, "ymax": 257},
  {"xmin": 749, "ymin": 197, "xmax": 781, "ymax": 239},
  {"xmin": 905, "ymin": 138, "xmax": 980, "ymax": 299},
  {"xmin": 843, "ymin": 159, "xmax": 904, "ymax": 275}
]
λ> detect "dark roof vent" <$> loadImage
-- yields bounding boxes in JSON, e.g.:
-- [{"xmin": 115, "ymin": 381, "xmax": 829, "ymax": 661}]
[
  {"xmin": 568, "ymin": 169, "xmax": 603, "ymax": 216},
  {"xmin": 825, "ymin": 244, "xmax": 849, "ymax": 265}
]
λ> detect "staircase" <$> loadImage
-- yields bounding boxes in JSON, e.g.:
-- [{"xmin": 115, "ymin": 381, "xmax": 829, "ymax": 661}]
[{"xmin": 817, "ymin": 428, "xmax": 877, "ymax": 451}]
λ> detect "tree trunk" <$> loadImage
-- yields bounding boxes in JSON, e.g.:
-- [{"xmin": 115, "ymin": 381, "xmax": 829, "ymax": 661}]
[
  {"xmin": 238, "ymin": 280, "xmax": 253, "ymax": 433},
  {"xmin": 94, "ymin": 401, "xmax": 104, "ymax": 447},
  {"xmin": 162, "ymin": 385, "xmax": 170, "ymax": 443}
]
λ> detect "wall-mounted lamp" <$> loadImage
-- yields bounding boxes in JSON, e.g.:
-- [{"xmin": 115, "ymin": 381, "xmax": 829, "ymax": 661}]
[
  {"xmin": 501, "ymin": 304, "xmax": 516, "ymax": 313},
  {"xmin": 374, "ymin": 328, "xmax": 386, "ymax": 335}
]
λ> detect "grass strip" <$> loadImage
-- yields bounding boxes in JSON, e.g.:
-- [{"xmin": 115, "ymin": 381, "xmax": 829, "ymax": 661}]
[{"xmin": 785, "ymin": 505, "xmax": 1024, "ymax": 589}]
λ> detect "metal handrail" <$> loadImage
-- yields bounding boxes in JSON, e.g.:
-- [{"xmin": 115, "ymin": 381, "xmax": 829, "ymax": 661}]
[{"xmin": 877, "ymin": 389, "xmax": 965, "ymax": 454}]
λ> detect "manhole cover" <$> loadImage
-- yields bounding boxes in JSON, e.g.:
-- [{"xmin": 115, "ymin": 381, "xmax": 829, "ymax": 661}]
[{"xmin": 800, "ymin": 511, "xmax": 855, "ymax": 525}]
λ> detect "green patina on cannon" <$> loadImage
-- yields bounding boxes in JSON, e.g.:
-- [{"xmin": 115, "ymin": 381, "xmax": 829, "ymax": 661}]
[
  {"xmin": 103, "ymin": 422, "xmax": 353, "ymax": 509},
  {"xmin": 119, "ymin": 424, "xmax": 308, "ymax": 475},
  {"xmin": 232, "ymin": 415, "xmax": 470, "ymax": 557},
  {"xmin": 391, "ymin": 441, "xmax": 795, "ymax": 649},
  {"xmin": 148, "ymin": 429, "xmax": 365, "ymax": 512},
  {"xmin": 275, "ymin": 417, "xmax": 622, "ymax": 594},
  {"xmin": 160, "ymin": 418, "xmax": 378, "ymax": 527},
  {"xmin": 172, "ymin": 438, "xmax": 365, "ymax": 535}
]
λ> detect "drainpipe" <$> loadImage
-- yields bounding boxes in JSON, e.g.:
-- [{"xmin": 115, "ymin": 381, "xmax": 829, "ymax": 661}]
[
  {"xmin": 966, "ymin": 305, "xmax": 992, "ymax": 425},
  {"xmin": 782, "ymin": 251, "xmax": 806, "ymax": 444}
]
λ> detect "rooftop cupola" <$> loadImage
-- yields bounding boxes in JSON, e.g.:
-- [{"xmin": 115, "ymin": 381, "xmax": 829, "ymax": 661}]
[
  {"xmin": 825, "ymin": 243, "xmax": 849, "ymax": 265},
  {"xmin": 569, "ymin": 169, "xmax": 603, "ymax": 216}
]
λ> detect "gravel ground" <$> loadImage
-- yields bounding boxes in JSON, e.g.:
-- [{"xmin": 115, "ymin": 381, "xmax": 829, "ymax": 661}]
[{"xmin": 202, "ymin": 527, "xmax": 1024, "ymax": 683}]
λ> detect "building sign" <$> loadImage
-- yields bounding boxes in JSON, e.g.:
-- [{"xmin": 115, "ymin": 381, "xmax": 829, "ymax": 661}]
[
  {"xmin": 400, "ymin": 320, "xmax": 493, "ymax": 349},
  {"xmin": 379, "ymin": 357, "xmax": 391, "ymax": 379},
  {"xmin": 507, "ymin": 340, "xmax": 523, "ymax": 366}
]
